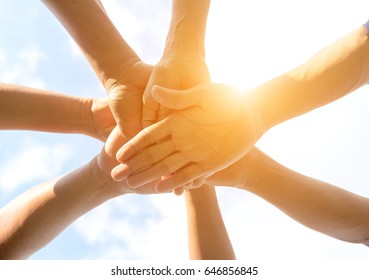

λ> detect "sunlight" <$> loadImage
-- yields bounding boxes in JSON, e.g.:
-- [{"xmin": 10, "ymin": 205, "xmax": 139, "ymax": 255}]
[{"xmin": 1, "ymin": 0, "xmax": 368, "ymax": 264}]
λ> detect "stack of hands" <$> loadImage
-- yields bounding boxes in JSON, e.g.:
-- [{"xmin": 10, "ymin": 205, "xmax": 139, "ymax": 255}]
[{"xmin": 1, "ymin": 0, "xmax": 369, "ymax": 260}]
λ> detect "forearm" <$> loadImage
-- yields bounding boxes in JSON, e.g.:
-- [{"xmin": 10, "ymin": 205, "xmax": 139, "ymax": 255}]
[
  {"xmin": 0, "ymin": 83, "xmax": 95, "ymax": 135},
  {"xmin": 0, "ymin": 157, "xmax": 119, "ymax": 259},
  {"xmin": 185, "ymin": 185, "xmax": 235, "ymax": 260},
  {"xmin": 42, "ymin": 0, "xmax": 139, "ymax": 89},
  {"xmin": 164, "ymin": 0, "xmax": 210, "ymax": 57},
  {"xmin": 254, "ymin": 24, "xmax": 369, "ymax": 130},
  {"xmin": 245, "ymin": 149, "xmax": 369, "ymax": 245}
]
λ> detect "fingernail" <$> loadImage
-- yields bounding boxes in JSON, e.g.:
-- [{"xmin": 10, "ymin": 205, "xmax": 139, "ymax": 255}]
[
  {"xmin": 111, "ymin": 164, "xmax": 129, "ymax": 181},
  {"xmin": 126, "ymin": 177, "xmax": 140, "ymax": 189},
  {"xmin": 155, "ymin": 181, "xmax": 169, "ymax": 193},
  {"xmin": 116, "ymin": 148, "xmax": 126, "ymax": 162}
]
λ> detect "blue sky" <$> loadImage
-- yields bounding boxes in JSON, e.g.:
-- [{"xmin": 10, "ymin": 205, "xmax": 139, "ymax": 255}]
[{"xmin": 0, "ymin": 0, "xmax": 369, "ymax": 260}]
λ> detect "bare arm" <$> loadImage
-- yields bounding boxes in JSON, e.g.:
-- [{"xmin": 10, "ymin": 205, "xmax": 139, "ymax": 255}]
[
  {"xmin": 113, "ymin": 23, "xmax": 369, "ymax": 192},
  {"xmin": 42, "ymin": 0, "xmax": 152, "ymax": 138},
  {"xmin": 41, "ymin": 0, "xmax": 138, "ymax": 87},
  {"xmin": 185, "ymin": 185, "xmax": 235, "ymax": 260},
  {"xmin": 206, "ymin": 148, "xmax": 369, "ymax": 245},
  {"xmin": 0, "ymin": 83, "xmax": 114, "ymax": 141},
  {"xmin": 164, "ymin": 0, "xmax": 210, "ymax": 57},
  {"xmin": 0, "ymin": 157, "xmax": 115, "ymax": 259},
  {"xmin": 141, "ymin": 0, "xmax": 211, "ymax": 128},
  {"xmin": 254, "ymin": 24, "xmax": 369, "ymax": 131},
  {"xmin": 0, "ymin": 126, "xmax": 158, "ymax": 260}
]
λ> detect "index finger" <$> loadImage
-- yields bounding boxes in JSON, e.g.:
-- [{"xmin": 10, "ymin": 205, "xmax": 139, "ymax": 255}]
[{"xmin": 116, "ymin": 117, "xmax": 171, "ymax": 163}]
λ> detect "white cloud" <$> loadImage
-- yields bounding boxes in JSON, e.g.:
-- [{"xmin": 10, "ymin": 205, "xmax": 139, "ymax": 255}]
[
  {"xmin": 100, "ymin": 0, "xmax": 170, "ymax": 63},
  {"xmin": 16, "ymin": 46, "xmax": 44, "ymax": 72},
  {"xmin": 0, "ymin": 45, "xmax": 46, "ymax": 89},
  {"xmin": 70, "ymin": 0, "xmax": 369, "ymax": 261},
  {"xmin": 74, "ymin": 184, "xmax": 369, "ymax": 261},
  {"xmin": 75, "ymin": 193, "xmax": 188, "ymax": 260},
  {"xmin": 13, "ymin": 0, "xmax": 369, "ymax": 261},
  {"xmin": 67, "ymin": 37, "xmax": 83, "ymax": 58},
  {"xmin": 101, "ymin": 0, "xmax": 145, "ymax": 56},
  {"xmin": 0, "ymin": 139, "xmax": 73, "ymax": 193},
  {"xmin": 0, "ymin": 50, "xmax": 7, "ymax": 65}
]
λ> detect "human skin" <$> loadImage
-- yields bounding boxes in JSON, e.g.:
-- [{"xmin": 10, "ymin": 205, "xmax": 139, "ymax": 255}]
[
  {"xmin": 185, "ymin": 185, "xmax": 236, "ymax": 260},
  {"xmin": 0, "ymin": 81, "xmax": 157, "ymax": 259},
  {"xmin": 0, "ymin": 84, "xmax": 232, "ymax": 259},
  {"xmin": 0, "ymin": 126, "xmax": 234, "ymax": 260},
  {"xmin": 42, "ymin": 0, "xmax": 152, "ymax": 139},
  {"xmin": 0, "ymin": 126, "xmax": 160, "ymax": 260},
  {"xmin": 0, "ymin": 83, "xmax": 126, "ymax": 259},
  {"xmin": 113, "ymin": 24, "xmax": 369, "ymax": 192},
  {"xmin": 0, "ymin": 83, "xmax": 115, "ymax": 141},
  {"xmin": 112, "ymin": 0, "xmax": 212, "ymax": 191},
  {"xmin": 205, "ymin": 147, "xmax": 369, "ymax": 245},
  {"xmin": 43, "ymin": 0, "xmax": 212, "ymax": 189},
  {"xmin": 0, "ymin": 1, "xmax": 233, "ymax": 259},
  {"xmin": 140, "ymin": 0, "xmax": 211, "ymax": 128}
]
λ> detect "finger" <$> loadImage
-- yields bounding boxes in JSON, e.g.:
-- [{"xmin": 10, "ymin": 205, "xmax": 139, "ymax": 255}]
[
  {"xmin": 108, "ymin": 89, "xmax": 142, "ymax": 138},
  {"xmin": 133, "ymin": 178, "xmax": 167, "ymax": 195},
  {"xmin": 183, "ymin": 181, "xmax": 194, "ymax": 190},
  {"xmin": 155, "ymin": 164, "xmax": 205, "ymax": 193},
  {"xmin": 182, "ymin": 177, "xmax": 204, "ymax": 191},
  {"xmin": 111, "ymin": 163, "xmax": 130, "ymax": 181},
  {"xmin": 120, "ymin": 122, "xmax": 142, "ymax": 140},
  {"xmin": 116, "ymin": 118, "xmax": 171, "ymax": 163},
  {"xmin": 141, "ymin": 106, "xmax": 157, "ymax": 129},
  {"xmin": 111, "ymin": 139, "xmax": 176, "ymax": 181},
  {"xmin": 190, "ymin": 176, "xmax": 206, "ymax": 189},
  {"xmin": 122, "ymin": 178, "xmax": 164, "ymax": 195},
  {"xmin": 142, "ymin": 87, "xmax": 158, "ymax": 128},
  {"xmin": 152, "ymin": 84, "xmax": 206, "ymax": 110},
  {"xmin": 125, "ymin": 152, "xmax": 190, "ymax": 188},
  {"xmin": 117, "ymin": 103, "xmax": 143, "ymax": 140},
  {"xmin": 173, "ymin": 187, "xmax": 184, "ymax": 196}
]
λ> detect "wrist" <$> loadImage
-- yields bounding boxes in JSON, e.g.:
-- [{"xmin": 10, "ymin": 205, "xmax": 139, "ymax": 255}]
[
  {"xmin": 163, "ymin": 22, "xmax": 206, "ymax": 58},
  {"xmin": 101, "ymin": 56, "xmax": 141, "ymax": 92},
  {"xmin": 185, "ymin": 185, "xmax": 215, "ymax": 204},
  {"xmin": 241, "ymin": 148, "xmax": 283, "ymax": 193},
  {"xmin": 160, "ymin": 52, "xmax": 206, "ymax": 64},
  {"xmin": 55, "ymin": 95, "xmax": 96, "ymax": 137},
  {"xmin": 79, "ymin": 97, "xmax": 102, "ymax": 140},
  {"xmin": 87, "ymin": 156, "xmax": 128, "ymax": 199},
  {"xmin": 163, "ymin": 0, "xmax": 210, "ymax": 57}
]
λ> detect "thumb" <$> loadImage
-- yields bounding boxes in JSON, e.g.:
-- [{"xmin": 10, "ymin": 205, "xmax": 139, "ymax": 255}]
[{"xmin": 152, "ymin": 84, "xmax": 206, "ymax": 110}]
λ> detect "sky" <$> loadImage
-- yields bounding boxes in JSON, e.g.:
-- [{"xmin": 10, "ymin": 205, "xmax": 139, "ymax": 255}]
[{"xmin": 0, "ymin": 0, "xmax": 369, "ymax": 261}]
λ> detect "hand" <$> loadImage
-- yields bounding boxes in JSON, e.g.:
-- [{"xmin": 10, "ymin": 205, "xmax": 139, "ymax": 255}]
[
  {"xmin": 106, "ymin": 61, "xmax": 152, "ymax": 139},
  {"xmin": 112, "ymin": 83, "xmax": 265, "ymax": 192},
  {"xmin": 99, "ymin": 126, "xmax": 204, "ymax": 196},
  {"xmin": 97, "ymin": 126, "xmax": 161, "ymax": 195},
  {"xmin": 89, "ymin": 98, "xmax": 116, "ymax": 142},
  {"xmin": 42, "ymin": 0, "xmax": 152, "ymax": 139},
  {"xmin": 205, "ymin": 147, "xmax": 261, "ymax": 189},
  {"xmin": 141, "ymin": 55, "xmax": 210, "ymax": 128}
]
